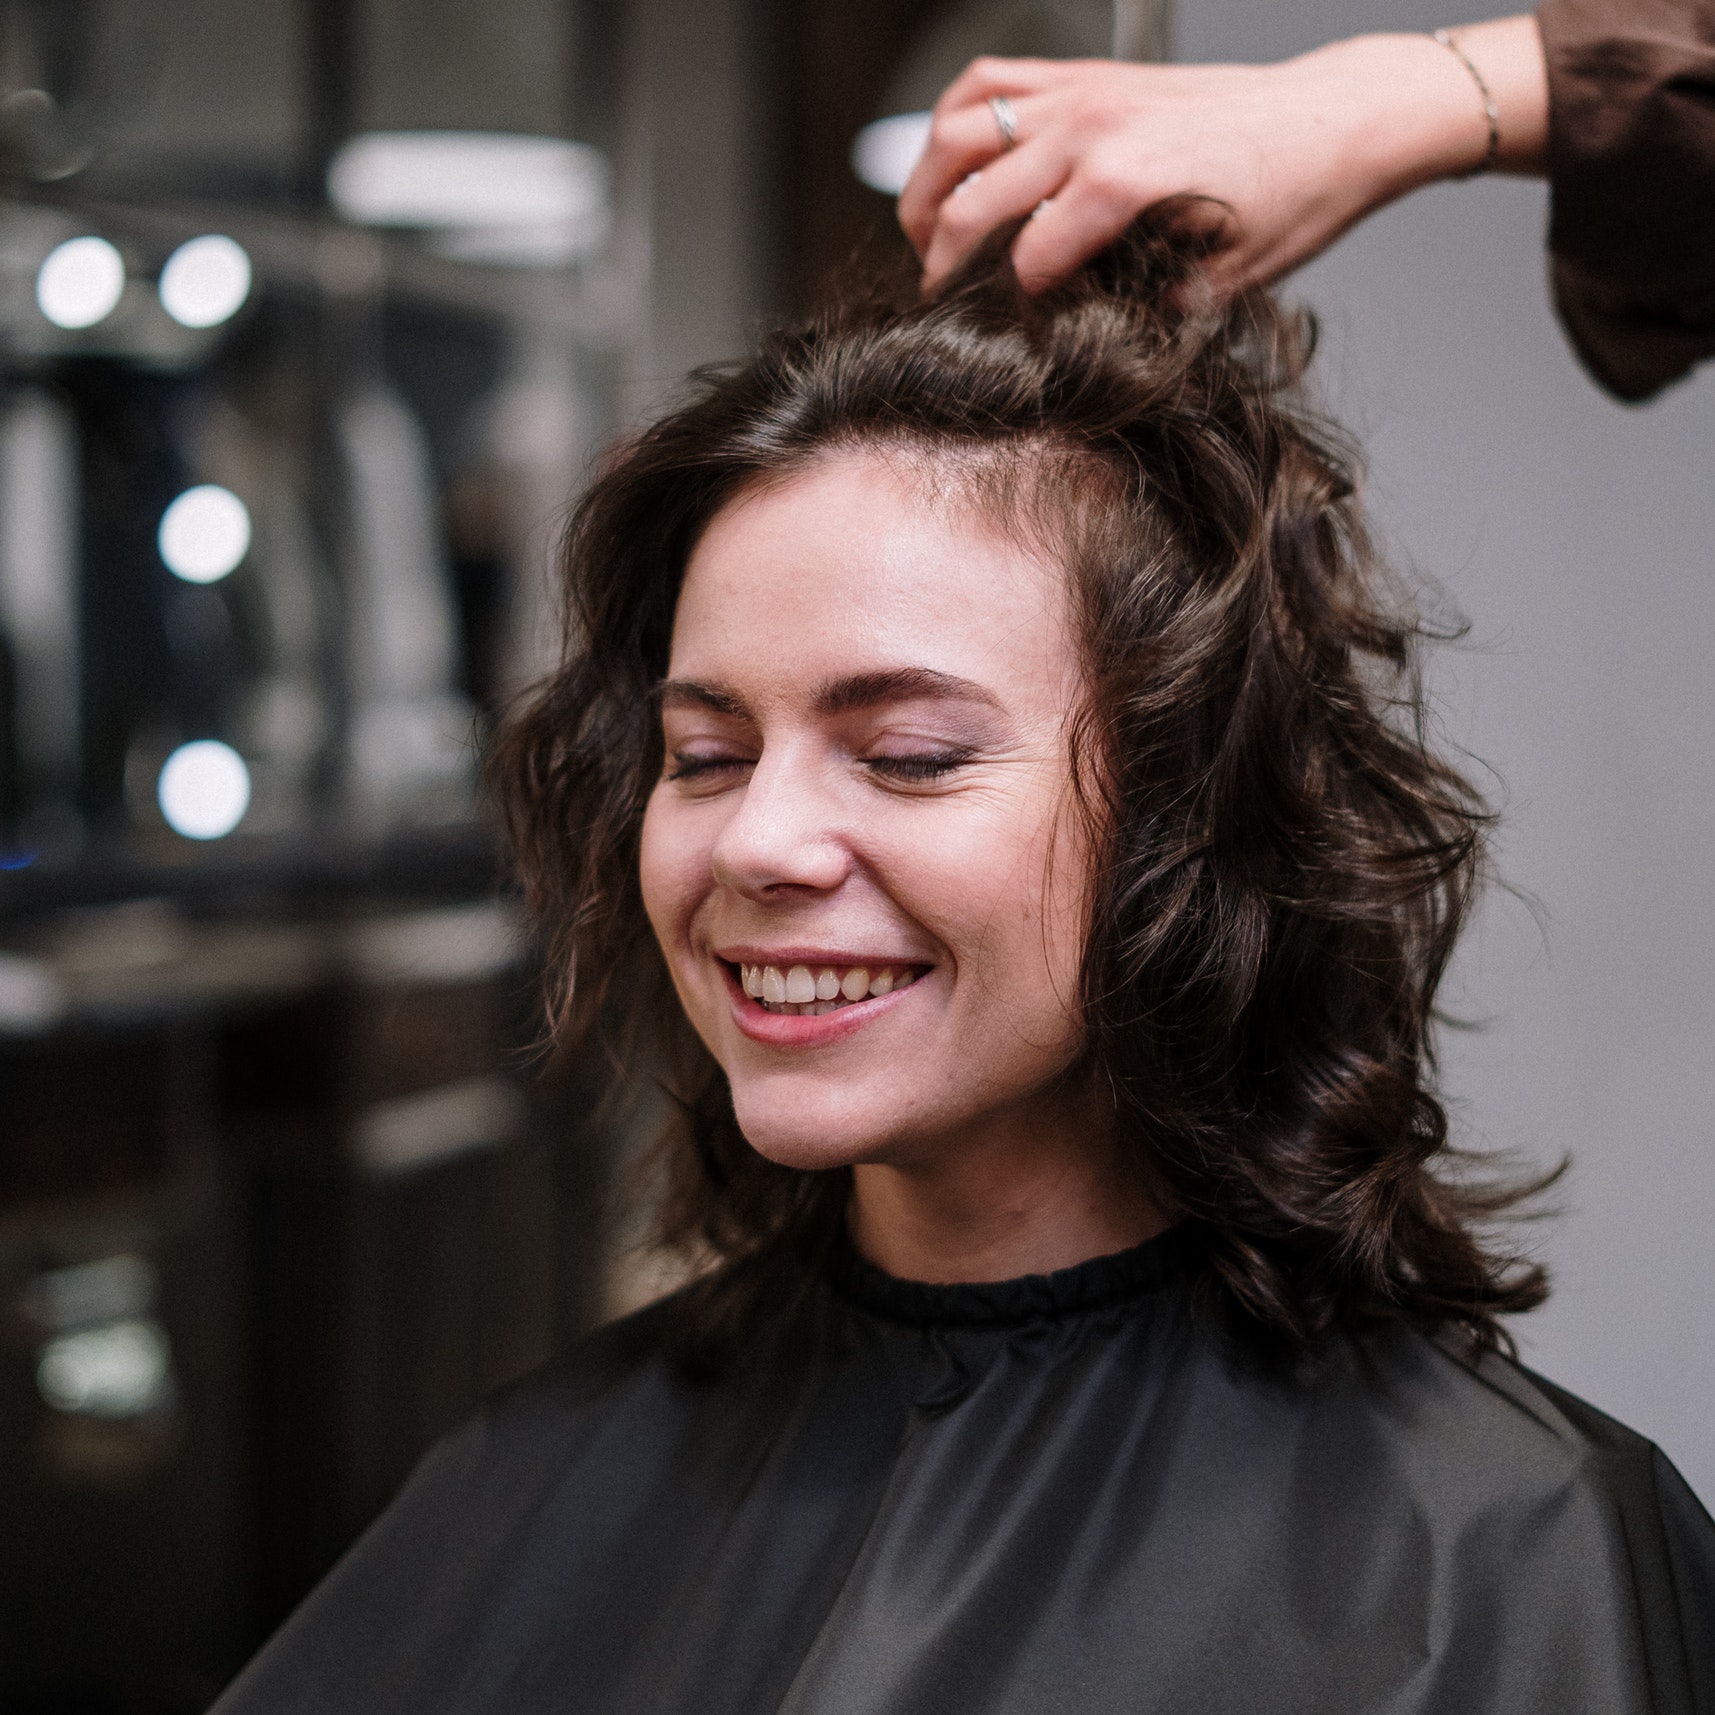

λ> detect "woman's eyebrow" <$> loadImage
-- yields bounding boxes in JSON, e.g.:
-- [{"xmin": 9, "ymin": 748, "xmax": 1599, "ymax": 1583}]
[
  {"xmin": 656, "ymin": 668, "xmax": 1004, "ymax": 720},
  {"xmin": 813, "ymin": 666, "xmax": 1003, "ymax": 716},
  {"xmin": 657, "ymin": 679, "xmax": 748, "ymax": 717}
]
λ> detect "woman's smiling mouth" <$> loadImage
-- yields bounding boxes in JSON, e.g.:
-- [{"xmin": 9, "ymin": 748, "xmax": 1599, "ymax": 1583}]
[
  {"xmin": 715, "ymin": 956, "xmax": 929, "ymax": 1042},
  {"xmin": 736, "ymin": 960, "xmax": 919, "ymax": 1015}
]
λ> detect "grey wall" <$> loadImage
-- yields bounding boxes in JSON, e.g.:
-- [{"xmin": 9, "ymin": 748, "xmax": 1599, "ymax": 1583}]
[
  {"xmin": 623, "ymin": 0, "xmax": 778, "ymax": 403},
  {"xmin": 355, "ymin": 0, "xmax": 573, "ymax": 134},
  {"xmin": 1179, "ymin": 1, "xmax": 1715, "ymax": 1500}
]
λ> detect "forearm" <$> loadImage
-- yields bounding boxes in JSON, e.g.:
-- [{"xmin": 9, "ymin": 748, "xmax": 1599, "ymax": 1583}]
[
  {"xmin": 1294, "ymin": 16, "xmax": 1548, "ymax": 215},
  {"xmin": 1452, "ymin": 14, "xmax": 1551, "ymax": 174}
]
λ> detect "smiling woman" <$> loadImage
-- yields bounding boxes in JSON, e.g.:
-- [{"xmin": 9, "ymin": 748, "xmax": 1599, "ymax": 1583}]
[
  {"xmin": 213, "ymin": 228, "xmax": 1715, "ymax": 1715},
  {"xmin": 640, "ymin": 452, "xmax": 1147, "ymax": 1288},
  {"xmin": 496, "ymin": 225, "xmax": 1529, "ymax": 1359}
]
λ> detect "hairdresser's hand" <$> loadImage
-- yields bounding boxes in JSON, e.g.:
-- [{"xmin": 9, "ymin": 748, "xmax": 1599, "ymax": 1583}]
[{"xmin": 899, "ymin": 16, "xmax": 1548, "ymax": 295}]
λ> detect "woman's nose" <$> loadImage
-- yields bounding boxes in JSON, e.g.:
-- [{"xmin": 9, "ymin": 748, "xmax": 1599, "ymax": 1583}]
[{"xmin": 709, "ymin": 746, "xmax": 851, "ymax": 898}]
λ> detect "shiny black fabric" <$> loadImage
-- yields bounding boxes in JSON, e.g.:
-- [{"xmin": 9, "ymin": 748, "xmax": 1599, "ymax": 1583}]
[{"xmin": 217, "ymin": 1227, "xmax": 1715, "ymax": 1713}]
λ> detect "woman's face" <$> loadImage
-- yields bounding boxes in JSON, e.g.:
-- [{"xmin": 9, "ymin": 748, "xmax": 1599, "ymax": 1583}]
[{"xmin": 640, "ymin": 450, "xmax": 1094, "ymax": 1173}]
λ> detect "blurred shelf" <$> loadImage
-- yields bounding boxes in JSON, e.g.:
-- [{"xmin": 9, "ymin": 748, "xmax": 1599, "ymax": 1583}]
[{"xmin": 0, "ymin": 820, "xmax": 505, "ymax": 924}]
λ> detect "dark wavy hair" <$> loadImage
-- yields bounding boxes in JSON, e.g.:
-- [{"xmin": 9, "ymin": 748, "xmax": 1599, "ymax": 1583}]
[{"xmin": 491, "ymin": 221, "xmax": 1549, "ymax": 1357}]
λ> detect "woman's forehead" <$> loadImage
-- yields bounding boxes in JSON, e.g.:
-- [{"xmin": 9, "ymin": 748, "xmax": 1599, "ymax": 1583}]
[{"xmin": 670, "ymin": 451, "xmax": 1077, "ymax": 698}]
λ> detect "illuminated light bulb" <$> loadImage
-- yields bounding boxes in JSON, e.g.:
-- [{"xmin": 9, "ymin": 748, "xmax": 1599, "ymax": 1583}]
[
  {"xmin": 35, "ymin": 235, "xmax": 126, "ymax": 329},
  {"xmin": 37, "ymin": 1320, "xmax": 173, "ymax": 1419},
  {"xmin": 157, "ymin": 740, "xmax": 250, "ymax": 840},
  {"xmin": 158, "ymin": 484, "xmax": 250, "ymax": 583},
  {"xmin": 850, "ymin": 113, "xmax": 932, "ymax": 195},
  {"xmin": 158, "ymin": 234, "xmax": 252, "ymax": 328},
  {"xmin": 328, "ymin": 131, "xmax": 608, "ymax": 232}
]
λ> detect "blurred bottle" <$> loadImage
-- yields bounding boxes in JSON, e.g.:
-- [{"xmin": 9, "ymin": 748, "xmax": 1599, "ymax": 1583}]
[
  {"xmin": 0, "ymin": 385, "xmax": 82, "ymax": 861},
  {"xmin": 473, "ymin": 328, "xmax": 587, "ymax": 699},
  {"xmin": 337, "ymin": 383, "xmax": 475, "ymax": 829}
]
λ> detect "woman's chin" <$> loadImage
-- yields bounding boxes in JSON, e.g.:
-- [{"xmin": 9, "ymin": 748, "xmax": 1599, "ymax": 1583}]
[
  {"xmin": 729, "ymin": 1094, "xmax": 902, "ymax": 1173},
  {"xmin": 737, "ymin": 1124, "xmax": 879, "ymax": 1173}
]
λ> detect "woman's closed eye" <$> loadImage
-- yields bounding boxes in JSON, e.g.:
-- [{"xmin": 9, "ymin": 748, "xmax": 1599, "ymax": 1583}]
[
  {"xmin": 665, "ymin": 750, "xmax": 753, "ymax": 783},
  {"xmin": 665, "ymin": 747, "xmax": 975, "ymax": 788},
  {"xmin": 862, "ymin": 748, "xmax": 973, "ymax": 784}
]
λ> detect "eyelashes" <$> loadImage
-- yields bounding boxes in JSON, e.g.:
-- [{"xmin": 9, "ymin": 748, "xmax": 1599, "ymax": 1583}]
[
  {"xmin": 664, "ymin": 750, "xmax": 972, "ymax": 784},
  {"xmin": 664, "ymin": 754, "xmax": 741, "ymax": 782},
  {"xmin": 863, "ymin": 752, "xmax": 970, "ymax": 782}
]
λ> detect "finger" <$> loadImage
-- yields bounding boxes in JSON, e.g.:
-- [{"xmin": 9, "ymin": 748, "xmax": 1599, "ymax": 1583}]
[
  {"xmin": 931, "ymin": 54, "xmax": 1073, "ymax": 117},
  {"xmin": 900, "ymin": 87, "xmax": 1061, "ymax": 254},
  {"xmin": 901, "ymin": 57, "xmax": 1078, "ymax": 249},
  {"xmin": 898, "ymin": 100, "xmax": 1020, "ymax": 254},
  {"xmin": 1006, "ymin": 171, "xmax": 1164, "ymax": 292},
  {"xmin": 920, "ymin": 140, "xmax": 1074, "ymax": 288},
  {"xmin": 1012, "ymin": 188, "xmax": 1243, "ymax": 295}
]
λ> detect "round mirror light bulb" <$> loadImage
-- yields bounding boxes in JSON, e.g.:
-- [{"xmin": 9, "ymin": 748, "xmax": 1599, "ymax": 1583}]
[
  {"xmin": 158, "ymin": 234, "xmax": 252, "ymax": 328},
  {"xmin": 850, "ymin": 113, "xmax": 932, "ymax": 195},
  {"xmin": 158, "ymin": 485, "xmax": 250, "ymax": 583},
  {"xmin": 37, "ymin": 1320, "xmax": 173, "ymax": 1419},
  {"xmin": 157, "ymin": 740, "xmax": 250, "ymax": 840},
  {"xmin": 36, "ymin": 235, "xmax": 126, "ymax": 329}
]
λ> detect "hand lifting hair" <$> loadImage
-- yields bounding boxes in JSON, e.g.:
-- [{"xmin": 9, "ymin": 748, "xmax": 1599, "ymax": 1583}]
[{"xmin": 215, "ymin": 226, "xmax": 1715, "ymax": 1714}]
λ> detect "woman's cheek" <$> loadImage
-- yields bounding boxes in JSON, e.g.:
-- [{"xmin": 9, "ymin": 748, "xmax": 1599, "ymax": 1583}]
[{"xmin": 638, "ymin": 791, "xmax": 695, "ymax": 955}]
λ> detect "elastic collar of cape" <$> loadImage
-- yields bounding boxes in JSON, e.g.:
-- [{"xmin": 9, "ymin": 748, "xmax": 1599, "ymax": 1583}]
[{"xmin": 829, "ymin": 1222, "xmax": 1206, "ymax": 1328}]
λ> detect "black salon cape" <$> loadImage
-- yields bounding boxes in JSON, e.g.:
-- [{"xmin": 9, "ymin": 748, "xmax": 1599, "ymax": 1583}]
[{"xmin": 216, "ymin": 1228, "xmax": 1715, "ymax": 1715}]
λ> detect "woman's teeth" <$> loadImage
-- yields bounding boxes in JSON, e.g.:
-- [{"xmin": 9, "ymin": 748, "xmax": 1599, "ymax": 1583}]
[{"xmin": 738, "ymin": 962, "xmax": 918, "ymax": 1015}]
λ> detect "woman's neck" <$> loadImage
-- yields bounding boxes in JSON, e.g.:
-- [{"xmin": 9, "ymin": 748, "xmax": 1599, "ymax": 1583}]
[{"xmin": 845, "ymin": 1096, "xmax": 1165, "ymax": 1284}]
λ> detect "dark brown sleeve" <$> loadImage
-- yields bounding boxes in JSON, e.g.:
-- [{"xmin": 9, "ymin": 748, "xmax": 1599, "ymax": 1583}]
[{"xmin": 1537, "ymin": 0, "xmax": 1715, "ymax": 400}]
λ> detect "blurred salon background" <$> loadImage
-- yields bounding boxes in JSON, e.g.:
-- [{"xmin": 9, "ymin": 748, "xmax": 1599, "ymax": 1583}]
[{"xmin": 0, "ymin": 0, "xmax": 1708, "ymax": 1707}]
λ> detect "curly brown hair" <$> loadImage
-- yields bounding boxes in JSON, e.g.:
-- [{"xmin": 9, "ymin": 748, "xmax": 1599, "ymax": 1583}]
[{"xmin": 491, "ymin": 221, "xmax": 1549, "ymax": 1357}]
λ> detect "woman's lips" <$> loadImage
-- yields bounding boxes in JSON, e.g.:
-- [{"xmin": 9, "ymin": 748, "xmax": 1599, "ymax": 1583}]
[{"xmin": 719, "ymin": 958, "xmax": 924, "ymax": 1046}]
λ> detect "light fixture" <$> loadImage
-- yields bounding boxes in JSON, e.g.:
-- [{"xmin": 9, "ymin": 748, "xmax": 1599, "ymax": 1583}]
[
  {"xmin": 327, "ymin": 132, "xmax": 610, "ymax": 264},
  {"xmin": 851, "ymin": 112, "xmax": 933, "ymax": 196},
  {"xmin": 35, "ymin": 235, "xmax": 126, "ymax": 329},
  {"xmin": 158, "ymin": 234, "xmax": 252, "ymax": 328},
  {"xmin": 157, "ymin": 740, "xmax": 251, "ymax": 840},
  {"xmin": 37, "ymin": 1319, "xmax": 173, "ymax": 1419},
  {"xmin": 158, "ymin": 484, "xmax": 250, "ymax": 583},
  {"xmin": 428, "ymin": 219, "xmax": 609, "ymax": 267}
]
